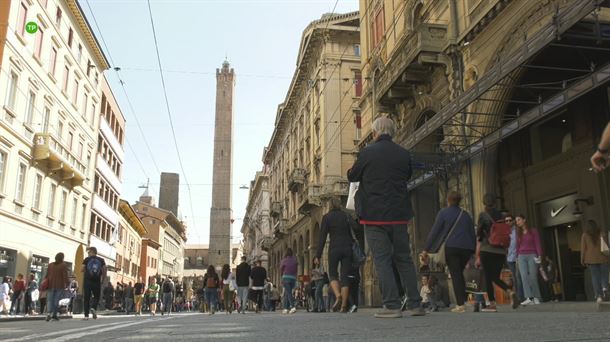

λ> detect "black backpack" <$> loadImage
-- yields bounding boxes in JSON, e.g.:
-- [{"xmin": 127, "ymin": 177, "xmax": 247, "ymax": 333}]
[
  {"xmin": 163, "ymin": 281, "xmax": 173, "ymax": 293},
  {"xmin": 86, "ymin": 257, "xmax": 103, "ymax": 280}
]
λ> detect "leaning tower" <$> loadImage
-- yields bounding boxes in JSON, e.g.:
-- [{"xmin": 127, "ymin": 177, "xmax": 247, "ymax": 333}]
[{"xmin": 208, "ymin": 60, "xmax": 235, "ymax": 267}]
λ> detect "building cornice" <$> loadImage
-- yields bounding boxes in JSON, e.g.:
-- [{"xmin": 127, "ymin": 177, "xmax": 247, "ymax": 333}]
[
  {"xmin": 119, "ymin": 199, "xmax": 147, "ymax": 237},
  {"xmin": 264, "ymin": 12, "xmax": 360, "ymax": 161},
  {"xmin": 66, "ymin": 0, "xmax": 110, "ymax": 70}
]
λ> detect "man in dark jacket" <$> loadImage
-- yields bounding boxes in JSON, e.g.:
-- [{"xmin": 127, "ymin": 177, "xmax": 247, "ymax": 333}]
[
  {"xmin": 347, "ymin": 116, "xmax": 424, "ymax": 319},
  {"xmin": 235, "ymin": 257, "xmax": 251, "ymax": 314},
  {"xmin": 249, "ymin": 261, "xmax": 267, "ymax": 313}
]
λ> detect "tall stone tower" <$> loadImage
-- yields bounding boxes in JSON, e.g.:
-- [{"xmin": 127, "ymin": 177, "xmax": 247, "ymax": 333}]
[
  {"xmin": 159, "ymin": 172, "xmax": 179, "ymax": 216},
  {"xmin": 209, "ymin": 60, "xmax": 234, "ymax": 267}
]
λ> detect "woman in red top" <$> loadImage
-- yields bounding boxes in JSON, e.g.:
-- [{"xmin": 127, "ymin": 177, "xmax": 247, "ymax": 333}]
[
  {"xmin": 516, "ymin": 214, "xmax": 543, "ymax": 305},
  {"xmin": 10, "ymin": 273, "xmax": 25, "ymax": 315}
]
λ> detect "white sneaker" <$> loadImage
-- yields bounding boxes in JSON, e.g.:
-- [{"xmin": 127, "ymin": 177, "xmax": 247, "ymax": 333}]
[
  {"xmin": 282, "ymin": 309, "xmax": 288, "ymax": 314},
  {"xmin": 520, "ymin": 299, "xmax": 533, "ymax": 306},
  {"xmin": 533, "ymin": 298, "xmax": 541, "ymax": 305},
  {"xmin": 596, "ymin": 296, "xmax": 603, "ymax": 304},
  {"xmin": 289, "ymin": 307, "xmax": 297, "ymax": 314}
]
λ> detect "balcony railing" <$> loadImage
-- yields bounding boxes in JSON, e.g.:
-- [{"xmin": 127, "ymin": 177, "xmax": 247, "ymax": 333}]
[
  {"xmin": 298, "ymin": 184, "xmax": 322, "ymax": 215},
  {"xmin": 288, "ymin": 168, "xmax": 306, "ymax": 193},
  {"xmin": 321, "ymin": 179, "xmax": 349, "ymax": 198},
  {"xmin": 376, "ymin": 23, "xmax": 448, "ymax": 104},
  {"xmin": 33, "ymin": 133, "xmax": 86, "ymax": 187},
  {"xmin": 273, "ymin": 218, "xmax": 289, "ymax": 237}
]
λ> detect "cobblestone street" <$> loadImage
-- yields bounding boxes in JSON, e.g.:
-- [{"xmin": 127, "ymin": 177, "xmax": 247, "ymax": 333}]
[{"xmin": 2, "ymin": 306, "xmax": 610, "ymax": 342}]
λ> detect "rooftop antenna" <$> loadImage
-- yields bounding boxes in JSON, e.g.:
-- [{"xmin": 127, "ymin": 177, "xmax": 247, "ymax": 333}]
[{"xmin": 138, "ymin": 178, "xmax": 150, "ymax": 196}]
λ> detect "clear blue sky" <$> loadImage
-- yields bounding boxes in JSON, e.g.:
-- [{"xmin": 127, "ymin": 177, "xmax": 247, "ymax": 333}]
[{"xmin": 82, "ymin": 0, "xmax": 359, "ymax": 244}]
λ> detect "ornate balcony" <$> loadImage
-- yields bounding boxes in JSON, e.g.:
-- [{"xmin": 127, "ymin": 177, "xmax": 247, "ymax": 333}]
[
  {"xmin": 288, "ymin": 168, "xmax": 306, "ymax": 193},
  {"xmin": 321, "ymin": 179, "xmax": 349, "ymax": 198},
  {"xmin": 298, "ymin": 184, "xmax": 322, "ymax": 215},
  {"xmin": 273, "ymin": 219, "xmax": 289, "ymax": 237},
  {"xmin": 259, "ymin": 236, "xmax": 275, "ymax": 252},
  {"xmin": 376, "ymin": 23, "xmax": 449, "ymax": 104},
  {"xmin": 270, "ymin": 201, "xmax": 282, "ymax": 218},
  {"xmin": 33, "ymin": 133, "xmax": 86, "ymax": 187}
]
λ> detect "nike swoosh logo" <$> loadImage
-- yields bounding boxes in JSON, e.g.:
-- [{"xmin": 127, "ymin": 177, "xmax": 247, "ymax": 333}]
[{"xmin": 551, "ymin": 205, "xmax": 567, "ymax": 217}]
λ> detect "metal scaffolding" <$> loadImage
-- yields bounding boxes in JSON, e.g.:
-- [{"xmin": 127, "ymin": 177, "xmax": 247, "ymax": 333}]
[{"xmin": 407, "ymin": 0, "xmax": 610, "ymax": 190}]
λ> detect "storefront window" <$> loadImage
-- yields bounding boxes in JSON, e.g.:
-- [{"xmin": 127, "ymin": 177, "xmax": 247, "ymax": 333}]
[
  {"xmin": 0, "ymin": 248, "xmax": 17, "ymax": 279},
  {"xmin": 29, "ymin": 255, "xmax": 49, "ymax": 282}
]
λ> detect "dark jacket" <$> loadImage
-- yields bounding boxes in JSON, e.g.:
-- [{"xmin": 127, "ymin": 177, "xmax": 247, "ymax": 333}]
[
  {"xmin": 424, "ymin": 205, "xmax": 476, "ymax": 252},
  {"xmin": 236, "ymin": 262, "xmax": 251, "ymax": 287},
  {"xmin": 347, "ymin": 135, "xmax": 414, "ymax": 223},
  {"xmin": 316, "ymin": 209, "xmax": 354, "ymax": 258},
  {"xmin": 250, "ymin": 266, "xmax": 267, "ymax": 287}
]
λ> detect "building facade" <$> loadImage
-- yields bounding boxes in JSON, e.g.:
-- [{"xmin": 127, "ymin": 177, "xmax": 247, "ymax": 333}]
[
  {"xmin": 139, "ymin": 238, "xmax": 160, "ymax": 284},
  {"xmin": 0, "ymin": 0, "xmax": 108, "ymax": 287},
  {"xmin": 262, "ymin": 12, "xmax": 361, "ymax": 287},
  {"xmin": 241, "ymin": 169, "xmax": 271, "ymax": 268},
  {"xmin": 88, "ymin": 75, "xmax": 125, "ymax": 282},
  {"xmin": 116, "ymin": 199, "xmax": 146, "ymax": 285},
  {"xmin": 358, "ymin": 0, "xmax": 610, "ymax": 304},
  {"xmin": 133, "ymin": 197, "xmax": 187, "ymax": 280}
]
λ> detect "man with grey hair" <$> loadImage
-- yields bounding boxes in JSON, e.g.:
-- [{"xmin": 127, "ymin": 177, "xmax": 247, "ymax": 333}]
[{"xmin": 347, "ymin": 116, "xmax": 424, "ymax": 318}]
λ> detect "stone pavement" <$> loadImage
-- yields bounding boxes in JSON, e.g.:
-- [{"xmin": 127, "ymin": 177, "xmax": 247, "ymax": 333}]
[{"xmin": 1, "ymin": 304, "xmax": 610, "ymax": 342}]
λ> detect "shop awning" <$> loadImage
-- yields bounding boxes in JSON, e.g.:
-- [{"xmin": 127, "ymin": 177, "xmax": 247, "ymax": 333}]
[{"xmin": 408, "ymin": 0, "xmax": 610, "ymax": 190}]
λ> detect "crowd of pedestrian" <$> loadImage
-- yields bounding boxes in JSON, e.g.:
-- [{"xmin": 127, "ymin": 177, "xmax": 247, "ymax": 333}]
[{"xmin": 1, "ymin": 118, "xmax": 608, "ymax": 321}]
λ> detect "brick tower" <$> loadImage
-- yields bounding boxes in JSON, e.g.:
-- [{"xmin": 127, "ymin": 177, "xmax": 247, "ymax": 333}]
[{"xmin": 208, "ymin": 60, "xmax": 235, "ymax": 267}]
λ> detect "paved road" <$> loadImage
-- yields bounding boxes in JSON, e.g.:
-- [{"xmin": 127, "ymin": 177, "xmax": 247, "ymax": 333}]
[{"xmin": 2, "ymin": 308, "xmax": 609, "ymax": 342}]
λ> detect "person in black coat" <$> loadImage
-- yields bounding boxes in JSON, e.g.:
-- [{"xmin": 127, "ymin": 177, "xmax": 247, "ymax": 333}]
[
  {"xmin": 249, "ymin": 261, "xmax": 267, "ymax": 313},
  {"xmin": 347, "ymin": 116, "xmax": 424, "ymax": 319},
  {"xmin": 314, "ymin": 196, "xmax": 354, "ymax": 313},
  {"xmin": 235, "ymin": 257, "xmax": 251, "ymax": 313}
]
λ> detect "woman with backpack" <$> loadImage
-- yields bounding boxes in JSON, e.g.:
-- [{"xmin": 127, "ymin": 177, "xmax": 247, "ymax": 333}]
[
  {"xmin": 203, "ymin": 265, "xmax": 219, "ymax": 314},
  {"xmin": 147, "ymin": 277, "xmax": 160, "ymax": 315},
  {"xmin": 581, "ymin": 220, "xmax": 609, "ymax": 303},
  {"xmin": 476, "ymin": 194, "xmax": 517, "ymax": 312},
  {"xmin": 421, "ymin": 191, "xmax": 476, "ymax": 313},
  {"xmin": 220, "ymin": 264, "xmax": 236, "ymax": 314}
]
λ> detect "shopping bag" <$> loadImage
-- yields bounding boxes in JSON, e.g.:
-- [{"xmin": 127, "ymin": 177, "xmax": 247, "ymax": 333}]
[
  {"xmin": 346, "ymin": 182, "xmax": 359, "ymax": 210},
  {"xmin": 601, "ymin": 236, "xmax": 610, "ymax": 256},
  {"xmin": 552, "ymin": 282, "xmax": 562, "ymax": 296},
  {"xmin": 464, "ymin": 267, "xmax": 486, "ymax": 293}
]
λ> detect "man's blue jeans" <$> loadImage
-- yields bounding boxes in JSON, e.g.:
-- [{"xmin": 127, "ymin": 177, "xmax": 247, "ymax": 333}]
[
  {"xmin": 508, "ymin": 261, "xmax": 525, "ymax": 301},
  {"xmin": 314, "ymin": 279, "xmax": 325, "ymax": 311},
  {"xmin": 46, "ymin": 288, "xmax": 63, "ymax": 318},
  {"xmin": 282, "ymin": 278, "xmax": 296, "ymax": 310},
  {"xmin": 365, "ymin": 224, "xmax": 422, "ymax": 310}
]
